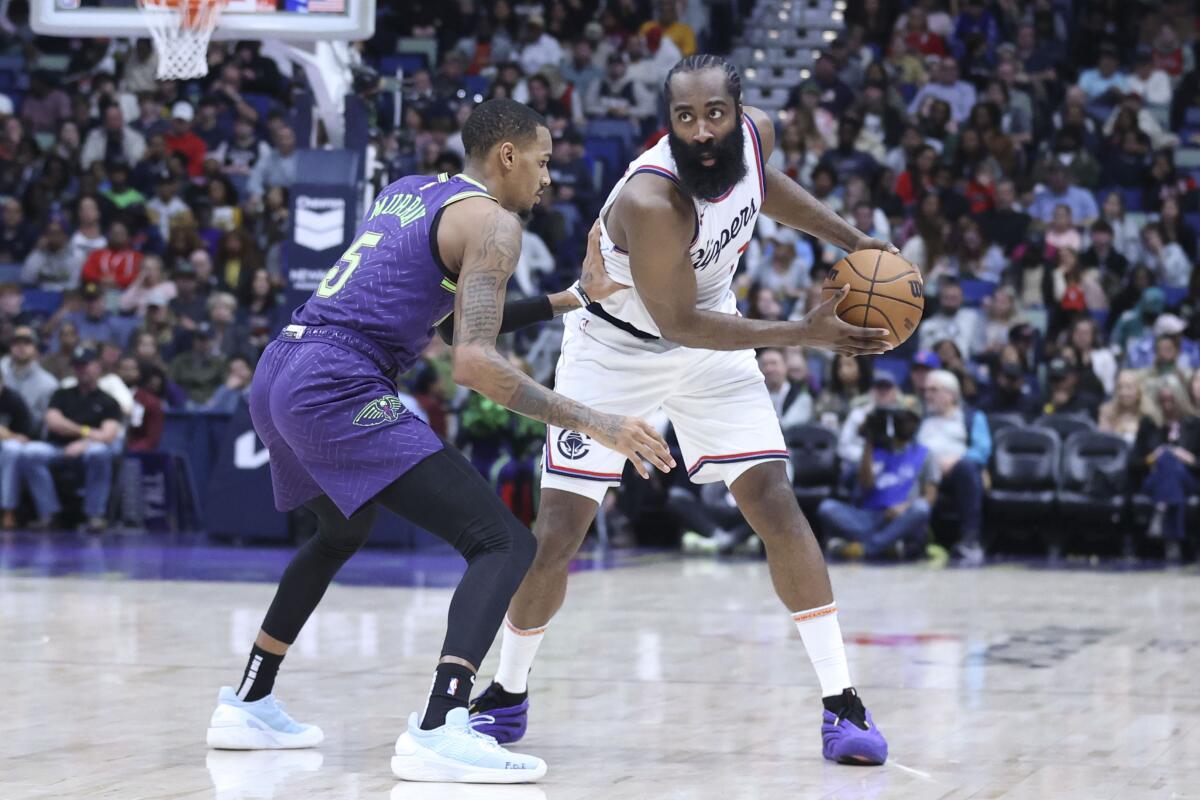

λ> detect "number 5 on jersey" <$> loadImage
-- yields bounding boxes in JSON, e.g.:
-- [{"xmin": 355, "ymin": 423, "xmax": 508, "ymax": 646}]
[{"xmin": 316, "ymin": 231, "xmax": 384, "ymax": 298}]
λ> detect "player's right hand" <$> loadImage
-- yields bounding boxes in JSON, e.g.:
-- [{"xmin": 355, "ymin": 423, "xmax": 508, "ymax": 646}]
[
  {"xmin": 798, "ymin": 285, "xmax": 893, "ymax": 356},
  {"xmin": 591, "ymin": 414, "xmax": 675, "ymax": 479}
]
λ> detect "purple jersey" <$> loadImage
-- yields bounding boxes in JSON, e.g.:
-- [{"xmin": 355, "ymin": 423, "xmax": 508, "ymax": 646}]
[{"xmin": 291, "ymin": 172, "xmax": 495, "ymax": 373}]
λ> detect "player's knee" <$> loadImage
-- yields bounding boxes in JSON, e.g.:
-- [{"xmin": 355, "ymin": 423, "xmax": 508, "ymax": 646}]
[{"xmin": 314, "ymin": 524, "xmax": 370, "ymax": 561}]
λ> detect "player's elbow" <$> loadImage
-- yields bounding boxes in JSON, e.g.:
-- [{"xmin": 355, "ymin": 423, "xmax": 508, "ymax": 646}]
[{"xmin": 451, "ymin": 343, "xmax": 500, "ymax": 391}]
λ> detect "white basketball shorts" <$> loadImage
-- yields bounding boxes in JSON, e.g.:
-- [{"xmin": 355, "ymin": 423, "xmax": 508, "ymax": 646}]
[{"xmin": 540, "ymin": 312, "xmax": 788, "ymax": 504}]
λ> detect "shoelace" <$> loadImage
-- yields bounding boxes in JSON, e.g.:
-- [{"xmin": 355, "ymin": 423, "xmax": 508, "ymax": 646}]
[{"xmin": 462, "ymin": 715, "xmax": 503, "ymax": 750}]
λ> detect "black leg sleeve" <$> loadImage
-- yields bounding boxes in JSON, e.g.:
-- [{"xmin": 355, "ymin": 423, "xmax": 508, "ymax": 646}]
[
  {"xmin": 374, "ymin": 444, "xmax": 537, "ymax": 668},
  {"xmin": 260, "ymin": 495, "xmax": 379, "ymax": 644}
]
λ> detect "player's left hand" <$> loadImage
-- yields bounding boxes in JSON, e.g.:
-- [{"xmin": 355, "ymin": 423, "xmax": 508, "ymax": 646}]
[
  {"xmin": 579, "ymin": 220, "xmax": 631, "ymax": 303},
  {"xmin": 852, "ymin": 235, "xmax": 900, "ymax": 255},
  {"xmin": 798, "ymin": 285, "xmax": 892, "ymax": 356}
]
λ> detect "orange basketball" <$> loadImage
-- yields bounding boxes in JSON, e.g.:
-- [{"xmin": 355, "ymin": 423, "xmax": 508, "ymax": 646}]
[{"xmin": 820, "ymin": 250, "xmax": 924, "ymax": 348}]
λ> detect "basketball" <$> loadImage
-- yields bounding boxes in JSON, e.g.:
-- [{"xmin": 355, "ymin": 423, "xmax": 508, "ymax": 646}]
[{"xmin": 821, "ymin": 250, "xmax": 924, "ymax": 348}]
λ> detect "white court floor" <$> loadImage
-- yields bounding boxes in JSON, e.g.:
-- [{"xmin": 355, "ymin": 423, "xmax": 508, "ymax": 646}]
[{"xmin": 2, "ymin": 555, "xmax": 1199, "ymax": 800}]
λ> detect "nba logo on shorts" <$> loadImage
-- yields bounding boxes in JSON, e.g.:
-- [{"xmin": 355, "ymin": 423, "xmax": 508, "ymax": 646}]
[
  {"xmin": 557, "ymin": 430, "xmax": 591, "ymax": 460},
  {"xmin": 447, "ymin": 678, "xmax": 459, "ymax": 695}
]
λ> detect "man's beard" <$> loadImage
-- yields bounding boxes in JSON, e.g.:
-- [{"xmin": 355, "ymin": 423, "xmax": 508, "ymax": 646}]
[{"xmin": 667, "ymin": 116, "xmax": 748, "ymax": 201}]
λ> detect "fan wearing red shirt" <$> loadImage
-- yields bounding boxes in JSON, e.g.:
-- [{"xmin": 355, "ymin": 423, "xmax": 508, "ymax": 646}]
[
  {"xmin": 165, "ymin": 101, "xmax": 207, "ymax": 178},
  {"xmin": 81, "ymin": 221, "xmax": 142, "ymax": 289}
]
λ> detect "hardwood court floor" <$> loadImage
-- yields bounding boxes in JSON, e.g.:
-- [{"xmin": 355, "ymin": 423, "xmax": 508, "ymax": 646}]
[{"xmin": 2, "ymin": 545, "xmax": 1198, "ymax": 800}]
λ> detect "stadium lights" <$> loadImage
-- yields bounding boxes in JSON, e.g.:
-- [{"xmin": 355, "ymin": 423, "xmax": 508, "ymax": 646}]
[{"xmin": 823, "ymin": 30, "xmax": 837, "ymax": 41}]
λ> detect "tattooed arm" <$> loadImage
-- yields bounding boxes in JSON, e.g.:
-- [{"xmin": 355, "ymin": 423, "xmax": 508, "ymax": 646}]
[{"xmin": 445, "ymin": 203, "xmax": 672, "ymax": 477}]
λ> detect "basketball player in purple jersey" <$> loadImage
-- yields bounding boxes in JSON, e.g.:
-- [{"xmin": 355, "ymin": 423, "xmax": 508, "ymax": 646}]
[
  {"xmin": 472, "ymin": 57, "xmax": 901, "ymax": 766},
  {"xmin": 205, "ymin": 99, "xmax": 673, "ymax": 784}
]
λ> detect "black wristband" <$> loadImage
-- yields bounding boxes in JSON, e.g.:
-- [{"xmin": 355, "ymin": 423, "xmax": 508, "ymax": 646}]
[{"xmin": 498, "ymin": 294, "xmax": 554, "ymax": 334}]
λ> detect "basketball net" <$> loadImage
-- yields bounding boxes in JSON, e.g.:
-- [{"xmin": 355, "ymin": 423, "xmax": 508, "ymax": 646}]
[{"xmin": 138, "ymin": 0, "xmax": 229, "ymax": 80}]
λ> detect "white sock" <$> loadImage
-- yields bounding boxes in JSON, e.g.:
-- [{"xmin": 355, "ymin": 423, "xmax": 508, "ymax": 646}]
[
  {"xmin": 792, "ymin": 601, "xmax": 853, "ymax": 698},
  {"xmin": 492, "ymin": 617, "xmax": 548, "ymax": 693}
]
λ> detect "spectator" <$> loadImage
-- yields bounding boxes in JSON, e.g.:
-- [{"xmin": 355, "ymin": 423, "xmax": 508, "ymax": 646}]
[
  {"xmin": 101, "ymin": 160, "xmax": 147, "ymax": 212},
  {"xmin": 801, "ymin": 52, "xmax": 856, "ymax": 116},
  {"xmin": 1139, "ymin": 223, "xmax": 1191, "ymax": 289},
  {"xmin": 129, "ymin": 91, "xmax": 169, "ymax": 140},
  {"xmin": 948, "ymin": 216, "xmax": 1006, "ymax": 283},
  {"xmin": 759, "ymin": 347, "xmax": 813, "ymax": 430},
  {"xmin": 1080, "ymin": 220, "xmax": 1129, "ymax": 298},
  {"xmin": 169, "ymin": 324, "xmax": 226, "ymax": 406},
  {"xmin": 820, "ymin": 406, "xmax": 932, "ymax": 561},
  {"xmin": 0, "ymin": 198, "xmax": 37, "ymax": 263},
  {"xmin": 976, "ymin": 286, "xmax": 1024, "ymax": 359},
  {"xmin": 814, "ymin": 354, "xmax": 873, "ymax": 427},
  {"xmin": 978, "ymin": 360, "xmax": 1040, "ymax": 420},
  {"xmin": 837, "ymin": 366, "xmax": 910, "ymax": 472},
  {"xmin": 1098, "ymin": 369, "xmax": 1144, "ymax": 443},
  {"xmin": 1131, "ymin": 375, "xmax": 1199, "ymax": 563},
  {"xmin": 1040, "ymin": 356, "xmax": 1102, "ymax": 419},
  {"xmin": 204, "ymin": 355, "xmax": 253, "ymax": 413},
  {"xmin": 454, "ymin": 17, "xmax": 515, "ymax": 76},
  {"xmin": 212, "ymin": 115, "xmax": 269, "ymax": 177},
  {"xmin": 933, "ymin": 339, "xmax": 981, "ymax": 404},
  {"xmin": 642, "ymin": 0, "xmax": 697, "ymax": 57},
  {"xmin": 906, "ymin": 349, "xmax": 941, "ymax": 401},
  {"xmin": 918, "ymin": 276, "xmax": 982, "ymax": 357},
  {"xmin": 907, "ymin": 56, "xmax": 977, "ymax": 124},
  {"xmin": 1128, "ymin": 316, "xmax": 1197, "ymax": 380},
  {"xmin": 918, "ymin": 369, "xmax": 990, "ymax": 565},
  {"xmin": 170, "ymin": 258, "xmax": 208, "ymax": 328},
  {"xmin": 20, "ymin": 71, "xmax": 72, "ymax": 136},
  {"xmin": 817, "ymin": 112, "xmax": 878, "ymax": 183},
  {"xmin": 43, "ymin": 321, "xmax": 81, "ymax": 381},
  {"xmin": 119, "ymin": 253, "xmax": 176, "ymax": 316},
  {"xmin": 979, "ymin": 179, "xmax": 1031, "ymax": 254},
  {"xmin": 1099, "ymin": 191, "xmax": 1142, "ymax": 264},
  {"xmin": 1066, "ymin": 316, "xmax": 1118, "ymax": 395},
  {"xmin": 116, "ymin": 357, "xmax": 164, "ymax": 452},
  {"xmin": 81, "ymin": 103, "xmax": 147, "ymax": 171},
  {"xmin": 121, "ymin": 42, "xmax": 160, "ymax": 94},
  {"xmin": 247, "ymin": 127, "xmax": 298, "ymax": 202},
  {"xmin": 193, "ymin": 98, "xmax": 229, "ymax": 152},
  {"xmin": 164, "ymin": 102, "xmax": 207, "ymax": 178},
  {"xmin": 60, "ymin": 340, "xmax": 135, "ymax": 419},
  {"xmin": 1158, "ymin": 196, "xmax": 1197, "ymax": 263},
  {"xmin": 0, "ymin": 369, "xmax": 33, "ymax": 530},
  {"xmin": 517, "ymin": 15, "xmax": 563, "ymax": 78},
  {"xmin": 1127, "ymin": 47, "xmax": 1173, "ymax": 116},
  {"xmin": 1028, "ymin": 163, "xmax": 1099, "ymax": 227},
  {"xmin": 584, "ymin": 54, "xmax": 654, "ymax": 125},
  {"xmin": 61, "ymin": 283, "xmax": 128, "ymax": 349},
  {"xmin": 1, "ymin": 326, "xmax": 60, "ymax": 433},
  {"xmin": 21, "ymin": 220, "xmax": 82, "ymax": 291},
  {"xmin": 899, "ymin": 5, "xmax": 947, "ymax": 57},
  {"xmin": 1077, "ymin": 43, "xmax": 1128, "ymax": 118},
  {"xmin": 146, "ymin": 177, "xmax": 191, "ymax": 242},
  {"xmin": 20, "ymin": 346, "xmax": 122, "ymax": 533},
  {"xmin": 1044, "ymin": 205, "xmax": 1082, "ymax": 253},
  {"xmin": 205, "ymin": 292, "xmax": 241, "ymax": 358},
  {"xmin": 81, "ymin": 222, "xmax": 142, "ymax": 290},
  {"xmin": 69, "ymin": 196, "xmax": 108, "ymax": 266}
]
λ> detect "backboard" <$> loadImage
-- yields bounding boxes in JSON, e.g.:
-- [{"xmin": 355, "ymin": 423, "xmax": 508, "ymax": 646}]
[{"xmin": 30, "ymin": 0, "xmax": 375, "ymax": 42}]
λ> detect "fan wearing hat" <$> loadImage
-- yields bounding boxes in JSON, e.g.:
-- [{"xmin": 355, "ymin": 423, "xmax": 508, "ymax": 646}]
[
  {"xmin": 836, "ymin": 366, "xmax": 916, "ymax": 479},
  {"xmin": 59, "ymin": 282, "xmax": 128, "ymax": 348},
  {"xmin": 1040, "ymin": 355, "xmax": 1102, "ymax": 418},
  {"xmin": 517, "ymin": 13, "xmax": 564, "ymax": 78},
  {"xmin": 977, "ymin": 360, "xmax": 1040, "ymax": 420},
  {"xmin": 818, "ymin": 402, "xmax": 933, "ymax": 562},
  {"xmin": 20, "ymin": 345, "xmax": 122, "ymax": 533},
  {"xmin": 0, "ymin": 326, "xmax": 59, "ymax": 434},
  {"xmin": 165, "ymin": 100, "xmax": 207, "ymax": 177},
  {"xmin": 168, "ymin": 323, "xmax": 227, "ymax": 405}
]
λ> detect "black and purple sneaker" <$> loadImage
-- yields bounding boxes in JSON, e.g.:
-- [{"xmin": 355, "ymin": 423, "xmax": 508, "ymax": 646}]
[
  {"xmin": 821, "ymin": 688, "xmax": 888, "ymax": 766},
  {"xmin": 468, "ymin": 681, "xmax": 529, "ymax": 744}
]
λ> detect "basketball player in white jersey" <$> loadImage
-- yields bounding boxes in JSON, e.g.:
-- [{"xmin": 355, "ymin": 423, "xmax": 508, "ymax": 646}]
[{"xmin": 472, "ymin": 56, "xmax": 898, "ymax": 765}]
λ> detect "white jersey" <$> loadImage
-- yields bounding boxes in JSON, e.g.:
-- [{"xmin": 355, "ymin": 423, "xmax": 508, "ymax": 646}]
[{"xmin": 589, "ymin": 114, "xmax": 767, "ymax": 351}]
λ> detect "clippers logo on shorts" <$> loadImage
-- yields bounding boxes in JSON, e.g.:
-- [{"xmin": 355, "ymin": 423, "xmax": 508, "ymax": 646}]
[
  {"xmin": 352, "ymin": 395, "xmax": 408, "ymax": 427},
  {"xmin": 557, "ymin": 430, "xmax": 592, "ymax": 460}
]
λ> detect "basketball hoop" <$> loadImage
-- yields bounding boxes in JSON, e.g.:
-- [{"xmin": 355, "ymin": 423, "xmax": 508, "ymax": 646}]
[{"xmin": 138, "ymin": 0, "xmax": 229, "ymax": 80}]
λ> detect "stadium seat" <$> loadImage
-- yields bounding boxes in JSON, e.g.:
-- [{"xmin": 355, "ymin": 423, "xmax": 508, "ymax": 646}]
[
  {"xmin": 585, "ymin": 119, "xmax": 637, "ymax": 150},
  {"xmin": 987, "ymin": 426, "xmax": 1060, "ymax": 523},
  {"xmin": 871, "ymin": 355, "xmax": 909, "ymax": 387},
  {"xmin": 1034, "ymin": 413, "xmax": 1095, "ymax": 441},
  {"xmin": 1163, "ymin": 286, "xmax": 1188, "ymax": 308},
  {"xmin": 783, "ymin": 424, "xmax": 840, "ymax": 517},
  {"xmin": 22, "ymin": 289, "xmax": 64, "ymax": 316},
  {"xmin": 986, "ymin": 412, "xmax": 1026, "ymax": 436},
  {"xmin": 582, "ymin": 136, "xmax": 626, "ymax": 193},
  {"xmin": 1056, "ymin": 431, "xmax": 1130, "ymax": 538}
]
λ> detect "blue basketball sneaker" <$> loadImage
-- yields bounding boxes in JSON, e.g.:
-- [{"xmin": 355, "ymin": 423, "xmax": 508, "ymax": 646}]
[
  {"xmin": 206, "ymin": 686, "xmax": 324, "ymax": 750},
  {"xmin": 392, "ymin": 707, "xmax": 547, "ymax": 783},
  {"xmin": 469, "ymin": 682, "xmax": 529, "ymax": 744},
  {"xmin": 821, "ymin": 688, "xmax": 888, "ymax": 766}
]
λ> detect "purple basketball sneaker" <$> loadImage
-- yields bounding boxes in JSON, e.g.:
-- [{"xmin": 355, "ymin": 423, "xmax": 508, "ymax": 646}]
[
  {"xmin": 468, "ymin": 682, "xmax": 529, "ymax": 744},
  {"xmin": 821, "ymin": 688, "xmax": 888, "ymax": 766}
]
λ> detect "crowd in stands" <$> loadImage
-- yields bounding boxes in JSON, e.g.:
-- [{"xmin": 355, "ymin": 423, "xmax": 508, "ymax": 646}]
[{"xmin": 0, "ymin": 0, "xmax": 1197, "ymax": 562}]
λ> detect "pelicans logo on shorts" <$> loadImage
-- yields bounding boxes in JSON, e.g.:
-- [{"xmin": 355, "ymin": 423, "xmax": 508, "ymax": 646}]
[
  {"xmin": 352, "ymin": 395, "xmax": 408, "ymax": 427},
  {"xmin": 557, "ymin": 430, "xmax": 591, "ymax": 460}
]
